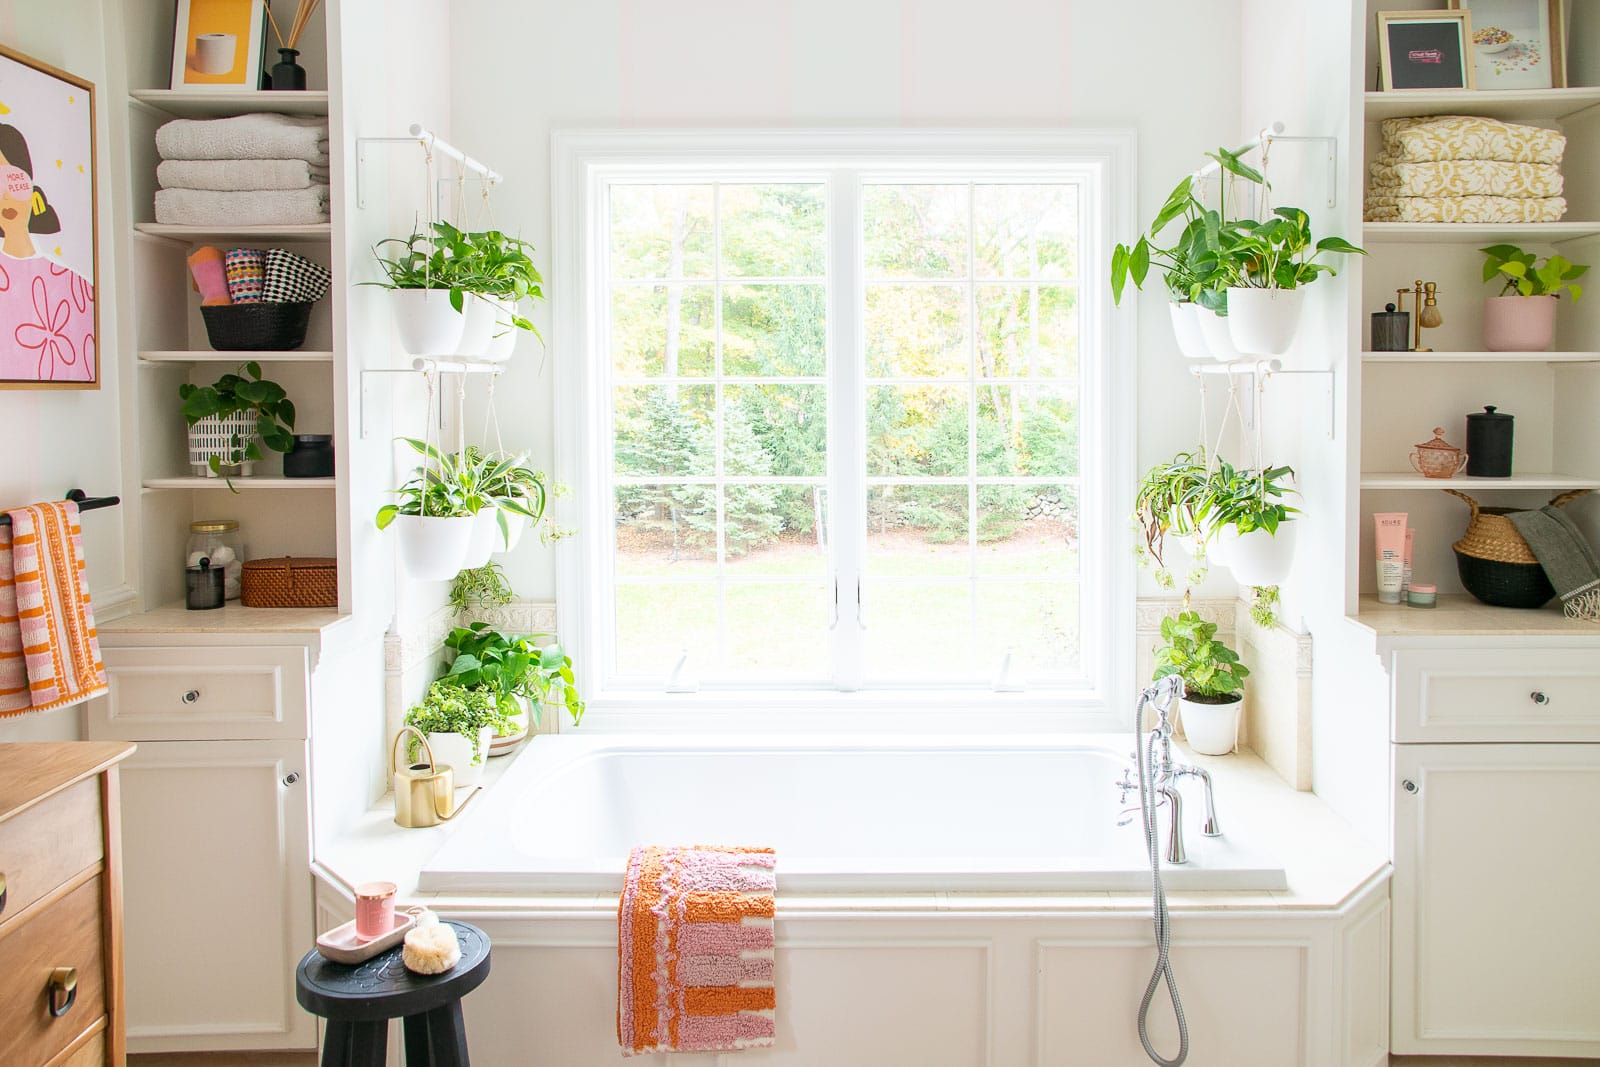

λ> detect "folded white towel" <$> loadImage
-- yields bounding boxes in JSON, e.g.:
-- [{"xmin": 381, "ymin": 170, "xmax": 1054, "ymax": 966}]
[
  {"xmin": 154, "ymin": 186, "xmax": 331, "ymax": 226},
  {"xmin": 158, "ymin": 158, "xmax": 329, "ymax": 191},
  {"xmin": 156, "ymin": 113, "xmax": 330, "ymax": 167}
]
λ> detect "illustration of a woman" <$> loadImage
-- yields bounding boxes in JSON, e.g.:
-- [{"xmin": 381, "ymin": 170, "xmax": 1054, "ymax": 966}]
[{"xmin": 0, "ymin": 123, "xmax": 93, "ymax": 382}]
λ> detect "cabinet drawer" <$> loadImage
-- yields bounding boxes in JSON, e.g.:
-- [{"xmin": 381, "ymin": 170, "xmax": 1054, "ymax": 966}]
[
  {"xmin": 90, "ymin": 646, "xmax": 307, "ymax": 740},
  {"xmin": 0, "ymin": 874, "xmax": 107, "ymax": 1067},
  {"xmin": 1392, "ymin": 648, "xmax": 1600, "ymax": 742},
  {"xmin": 0, "ymin": 778, "xmax": 103, "ymax": 928}
]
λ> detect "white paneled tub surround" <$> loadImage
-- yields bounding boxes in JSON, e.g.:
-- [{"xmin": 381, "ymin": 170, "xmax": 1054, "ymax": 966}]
[{"xmin": 417, "ymin": 735, "xmax": 1289, "ymax": 894}]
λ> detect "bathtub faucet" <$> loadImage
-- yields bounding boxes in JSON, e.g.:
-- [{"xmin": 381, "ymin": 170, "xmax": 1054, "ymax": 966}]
[{"xmin": 1117, "ymin": 677, "xmax": 1222, "ymax": 864}]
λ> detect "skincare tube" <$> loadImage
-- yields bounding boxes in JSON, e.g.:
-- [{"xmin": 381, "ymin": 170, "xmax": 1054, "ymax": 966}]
[
  {"xmin": 1403, "ymin": 527, "xmax": 1415, "ymax": 593},
  {"xmin": 1374, "ymin": 513, "xmax": 1408, "ymax": 604}
]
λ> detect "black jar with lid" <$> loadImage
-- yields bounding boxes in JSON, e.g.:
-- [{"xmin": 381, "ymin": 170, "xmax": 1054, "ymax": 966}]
[
  {"xmin": 284, "ymin": 434, "xmax": 335, "ymax": 478},
  {"xmin": 1371, "ymin": 302, "xmax": 1410, "ymax": 352},
  {"xmin": 1465, "ymin": 406, "xmax": 1514, "ymax": 477}
]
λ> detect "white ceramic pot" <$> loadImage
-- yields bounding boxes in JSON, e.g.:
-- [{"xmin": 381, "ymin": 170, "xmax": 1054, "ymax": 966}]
[
  {"xmin": 392, "ymin": 514, "xmax": 474, "ymax": 581},
  {"xmin": 1168, "ymin": 302, "xmax": 1213, "ymax": 361},
  {"xmin": 481, "ymin": 296, "xmax": 522, "ymax": 363},
  {"xmin": 1197, "ymin": 308, "xmax": 1245, "ymax": 362},
  {"xmin": 1179, "ymin": 693, "xmax": 1241, "ymax": 756},
  {"xmin": 457, "ymin": 294, "xmax": 500, "ymax": 357},
  {"xmin": 1482, "ymin": 295, "xmax": 1556, "ymax": 352},
  {"xmin": 1213, "ymin": 520, "xmax": 1297, "ymax": 587},
  {"xmin": 390, "ymin": 289, "xmax": 466, "ymax": 356},
  {"xmin": 1225, "ymin": 287, "xmax": 1305, "ymax": 356},
  {"xmin": 424, "ymin": 726, "xmax": 493, "ymax": 789},
  {"xmin": 462, "ymin": 507, "xmax": 504, "ymax": 568},
  {"xmin": 496, "ymin": 512, "xmax": 530, "ymax": 553}
]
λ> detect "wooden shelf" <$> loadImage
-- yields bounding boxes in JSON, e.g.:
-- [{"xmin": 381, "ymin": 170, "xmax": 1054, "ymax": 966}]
[
  {"xmin": 1349, "ymin": 594, "xmax": 1600, "ymax": 640},
  {"xmin": 134, "ymin": 223, "xmax": 331, "ymax": 241},
  {"xmin": 143, "ymin": 477, "xmax": 336, "ymax": 491},
  {"xmin": 1363, "ymin": 222, "xmax": 1600, "ymax": 245},
  {"xmin": 1363, "ymin": 350, "xmax": 1600, "ymax": 364},
  {"xmin": 129, "ymin": 89, "xmax": 330, "ymax": 118},
  {"xmin": 1360, "ymin": 473, "xmax": 1600, "ymax": 490},
  {"xmin": 1363, "ymin": 86, "xmax": 1600, "ymax": 123},
  {"xmin": 139, "ymin": 350, "xmax": 335, "ymax": 364}
]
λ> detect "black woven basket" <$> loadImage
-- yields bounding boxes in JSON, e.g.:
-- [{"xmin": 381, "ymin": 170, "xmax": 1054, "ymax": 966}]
[
  {"xmin": 200, "ymin": 302, "xmax": 312, "ymax": 351},
  {"xmin": 1453, "ymin": 550, "xmax": 1555, "ymax": 609}
]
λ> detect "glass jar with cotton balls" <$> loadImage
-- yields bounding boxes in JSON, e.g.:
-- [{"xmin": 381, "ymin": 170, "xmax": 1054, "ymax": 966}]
[{"xmin": 186, "ymin": 519, "xmax": 245, "ymax": 600}]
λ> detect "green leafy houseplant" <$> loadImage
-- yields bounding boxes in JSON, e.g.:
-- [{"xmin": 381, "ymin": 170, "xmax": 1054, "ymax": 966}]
[
  {"xmin": 404, "ymin": 680, "xmax": 501, "ymax": 765},
  {"xmin": 1204, "ymin": 461, "xmax": 1298, "ymax": 535},
  {"xmin": 371, "ymin": 220, "xmax": 475, "ymax": 308},
  {"xmin": 461, "ymin": 445, "xmax": 549, "ymax": 544},
  {"xmin": 1133, "ymin": 451, "xmax": 1214, "ymax": 588},
  {"xmin": 178, "ymin": 361, "xmax": 296, "ymax": 474},
  {"xmin": 456, "ymin": 229, "xmax": 546, "ymax": 339},
  {"xmin": 439, "ymin": 622, "xmax": 585, "ymax": 729},
  {"xmin": 449, "ymin": 562, "xmax": 515, "ymax": 613},
  {"xmin": 1219, "ymin": 207, "xmax": 1366, "ymax": 291},
  {"xmin": 1479, "ymin": 244, "xmax": 1588, "ymax": 299},
  {"xmin": 375, "ymin": 438, "xmax": 524, "ymax": 528},
  {"xmin": 1152, "ymin": 610, "xmax": 1249, "ymax": 703}
]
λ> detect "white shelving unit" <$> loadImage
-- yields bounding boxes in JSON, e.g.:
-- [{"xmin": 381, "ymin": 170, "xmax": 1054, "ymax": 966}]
[
  {"xmin": 142, "ymin": 477, "xmax": 337, "ymax": 491},
  {"xmin": 1362, "ymin": 221, "xmax": 1600, "ymax": 244},
  {"xmin": 134, "ymin": 222, "xmax": 333, "ymax": 240},
  {"xmin": 1359, "ymin": 473, "xmax": 1600, "ymax": 490},
  {"xmin": 129, "ymin": 88, "xmax": 330, "ymax": 117},
  {"xmin": 1362, "ymin": 86, "xmax": 1600, "ymax": 122},
  {"xmin": 139, "ymin": 349, "xmax": 335, "ymax": 364},
  {"xmin": 1362, "ymin": 349, "xmax": 1600, "ymax": 363}
]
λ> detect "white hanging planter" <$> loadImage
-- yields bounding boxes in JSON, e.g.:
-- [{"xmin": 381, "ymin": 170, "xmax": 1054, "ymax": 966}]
[
  {"xmin": 1168, "ymin": 302, "xmax": 1213, "ymax": 361},
  {"xmin": 496, "ymin": 512, "xmax": 530, "ymax": 553},
  {"xmin": 1179, "ymin": 692, "xmax": 1242, "ymax": 756},
  {"xmin": 1225, "ymin": 288, "xmax": 1305, "ymax": 356},
  {"xmin": 187, "ymin": 412, "xmax": 258, "ymax": 477},
  {"xmin": 481, "ymin": 296, "xmax": 522, "ymax": 363},
  {"xmin": 392, "ymin": 514, "xmax": 474, "ymax": 581},
  {"xmin": 457, "ymin": 294, "xmax": 501, "ymax": 357},
  {"xmin": 423, "ymin": 726, "xmax": 494, "ymax": 789},
  {"xmin": 461, "ymin": 507, "xmax": 504, "ymax": 569},
  {"xmin": 1197, "ymin": 308, "xmax": 1245, "ymax": 362},
  {"xmin": 1213, "ymin": 519, "xmax": 1298, "ymax": 586},
  {"xmin": 390, "ymin": 288, "xmax": 466, "ymax": 356}
]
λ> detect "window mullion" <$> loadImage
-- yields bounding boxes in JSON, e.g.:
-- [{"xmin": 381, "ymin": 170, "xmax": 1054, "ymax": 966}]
[{"xmin": 829, "ymin": 170, "xmax": 865, "ymax": 691}]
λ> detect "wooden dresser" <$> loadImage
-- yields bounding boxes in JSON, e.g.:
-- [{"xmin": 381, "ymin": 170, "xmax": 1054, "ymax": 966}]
[{"xmin": 0, "ymin": 742, "xmax": 136, "ymax": 1067}]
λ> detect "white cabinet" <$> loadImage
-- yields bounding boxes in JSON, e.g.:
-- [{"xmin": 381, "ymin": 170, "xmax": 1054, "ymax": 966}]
[
  {"xmin": 116, "ymin": 738, "xmax": 315, "ymax": 1053},
  {"xmin": 1390, "ymin": 735, "xmax": 1600, "ymax": 1055}
]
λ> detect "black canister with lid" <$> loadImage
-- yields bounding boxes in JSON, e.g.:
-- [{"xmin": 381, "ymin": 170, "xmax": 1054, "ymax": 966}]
[
  {"xmin": 284, "ymin": 434, "xmax": 335, "ymax": 478},
  {"xmin": 1371, "ymin": 302, "xmax": 1410, "ymax": 352},
  {"xmin": 185, "ymin": 559, "xmax": 225, "ymax": 610},
  {"xmin": 1465, "ymin": 406, "xmax": 1514, "ymax": 477}
]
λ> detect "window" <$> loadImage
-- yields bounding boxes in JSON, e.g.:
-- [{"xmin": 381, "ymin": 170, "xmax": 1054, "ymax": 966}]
[{"xmin": 555, "ymin": 132, "xmax": 1133, "ymax": 724}]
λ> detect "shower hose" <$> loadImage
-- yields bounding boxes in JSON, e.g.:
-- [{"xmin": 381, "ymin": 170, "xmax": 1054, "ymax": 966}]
[{"xmin": 1136, "ymin": 679, "xmax": 1189, "ymax": 1067}]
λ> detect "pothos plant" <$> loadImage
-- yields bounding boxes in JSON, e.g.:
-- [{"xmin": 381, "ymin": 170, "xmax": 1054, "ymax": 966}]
[
  {"xmin": 439, "ymin": 622, "xmax": 585, "ymax": 729},
  {"xmin": 1479, "ymin": 244, "xmax": 1588, "ymax": 299},
  {"xmin": 457, "ymin": 229, "xmax": 546, "ymax": 339},
  {"xmin": 177, "ymin": 361, "xmax": 296, "ymax": 475},
  {"xmin": 1218, "ymin": 207, "xmax": 1366, "ymax": 291},
  {"xmin": 371, "ymin": 220, "xmax": 476, "ymax": 308},
  {"xmin": 1152, "ymin": 610, "xmax": 1249, "ymax": 703}
]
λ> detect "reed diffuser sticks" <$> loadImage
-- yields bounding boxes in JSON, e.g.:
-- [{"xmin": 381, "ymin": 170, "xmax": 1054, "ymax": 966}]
[{"xmin": 267, "ymin": 0, "xmax": 323, "ymax": 50}]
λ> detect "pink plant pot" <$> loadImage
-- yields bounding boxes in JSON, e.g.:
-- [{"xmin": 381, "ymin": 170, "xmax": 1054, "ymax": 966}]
[{"xmin": 1482, "ymin": 295, "xmax": 1556, "ymax": 352}]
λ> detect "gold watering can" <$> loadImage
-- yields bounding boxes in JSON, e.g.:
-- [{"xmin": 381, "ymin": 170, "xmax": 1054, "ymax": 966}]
[{"xmin": 391, "ymin": 726, "xmax": 477, "ymax": 828}]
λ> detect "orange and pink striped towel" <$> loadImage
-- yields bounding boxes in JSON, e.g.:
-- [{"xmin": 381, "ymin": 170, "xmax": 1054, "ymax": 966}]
[
  {"xmin": 0, "ymin": 501, "xmax": 107, "ymax": 717},
  {"xmin": 618, "ymin": 845, "xmax": 776, "ymax": 1056}
]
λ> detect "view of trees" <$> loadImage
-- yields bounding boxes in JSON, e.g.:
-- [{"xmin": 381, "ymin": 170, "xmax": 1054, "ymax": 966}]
[{"xmin": 607, "ymin": 181, "xmax": 1085, "ymax": 681}]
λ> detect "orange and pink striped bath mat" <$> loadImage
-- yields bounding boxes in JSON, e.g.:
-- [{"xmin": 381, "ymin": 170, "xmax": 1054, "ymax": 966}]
[
  {"xmin": 0, "ymin": 501, "xmax": 107, "ymax": 717},
  {"xmin": 618, "ymin": 845, "xmax": 776, "ymax": 1055}
]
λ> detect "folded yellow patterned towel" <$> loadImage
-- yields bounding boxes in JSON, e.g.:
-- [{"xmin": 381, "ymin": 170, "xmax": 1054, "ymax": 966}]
[
  {"xmin": 1380, "ymin": 116, "xmax": 1566, "ymax": 165},
  {"xmin": 1368, "ymin": 159, "xmax": 1563, "ymax": 199},
  {"xmin": 1364, "ymin": 195, "xmax": 1567, "ymax": 223}
]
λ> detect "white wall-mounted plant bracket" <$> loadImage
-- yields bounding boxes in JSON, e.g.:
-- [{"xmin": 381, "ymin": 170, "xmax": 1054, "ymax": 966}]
[
  {"xmin": 1193, "ymin": 123, "xmax": 1340, "ymax": 210},
  {"xmin": 356, "ymin": 124, "xmax": 504, "ymax": 210},
  {"xmin": 1190, "ymin": 361, "xmax": 1338, "ymax": 441},
  {"xmin": 359, "ymin": 358, "xmax": 504, "ymax": 439}
]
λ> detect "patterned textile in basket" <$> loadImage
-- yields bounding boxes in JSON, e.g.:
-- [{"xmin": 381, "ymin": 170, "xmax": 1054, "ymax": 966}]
[
  {"xmin": 1445, "ymin": 488, "xmax": 1586, "ymax": 608},
  {"xmin": 240, "ymin": 557, "xmax": 337, "ymax": 608}
]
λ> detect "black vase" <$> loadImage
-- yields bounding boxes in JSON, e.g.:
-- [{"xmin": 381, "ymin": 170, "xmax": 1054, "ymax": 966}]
[{"xmin": 269, "ymin": 48, "xmax": 307, "ymax": 91}]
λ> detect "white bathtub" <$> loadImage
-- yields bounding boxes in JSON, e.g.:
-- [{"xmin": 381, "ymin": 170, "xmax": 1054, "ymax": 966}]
[{"xmin": 417, "ymin": 734, "xmax": 1287, "ymax": 894}]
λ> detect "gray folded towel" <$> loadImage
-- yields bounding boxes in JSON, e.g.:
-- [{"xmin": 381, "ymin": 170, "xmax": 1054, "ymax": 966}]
[
  {"xmin": 156, "ymin": 113, "xmax": 330, "ymax": 167},
  {"xmin": 1508, "ymin": 503, "xmax": 1600, "ymax": 621},
  {"xmin": 157, "ymin": 159, "xmax": 329, "ymax": 191},
  {"xmin": 154, "ymin": 186, "xmax": 331, "ymax": 227}
]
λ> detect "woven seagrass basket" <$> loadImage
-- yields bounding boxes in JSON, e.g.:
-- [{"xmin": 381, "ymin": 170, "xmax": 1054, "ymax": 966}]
[
  {"xmin": 1444, "ymin": 488, "xmax": 1587, "ymax": 608},
  {"xmin": 240, "ymin": 556, "xmax": 337, "ymax": 608}
]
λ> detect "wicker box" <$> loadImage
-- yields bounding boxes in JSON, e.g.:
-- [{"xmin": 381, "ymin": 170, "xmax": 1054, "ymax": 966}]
[{"xmin": 240, "ymin": 557, "xmax": 337, "ymax": 608}]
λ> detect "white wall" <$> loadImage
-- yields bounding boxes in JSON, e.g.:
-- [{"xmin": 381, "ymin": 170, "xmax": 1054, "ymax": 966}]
[
  {"xmin": 0, "ymin": 0, "xmax": 129, "ymax": 743},
  {"xmin": 447, "ymin": 0, "xmax": 1246, "ymax": 608}
]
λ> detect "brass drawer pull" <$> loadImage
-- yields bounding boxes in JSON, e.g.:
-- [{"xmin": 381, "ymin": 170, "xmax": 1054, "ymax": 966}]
[{"xmin": 47, "ymin": 967, "xmax": 78, "ymax": 1017}]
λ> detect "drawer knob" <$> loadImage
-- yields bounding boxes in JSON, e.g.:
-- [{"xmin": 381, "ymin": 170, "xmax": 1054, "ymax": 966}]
[
  {"xmin": 181, "ymin": 689, "xmax": 200, "ymax": 704},
  {"xmin": 47, "ymin": 967, "xmax": 78, "ymax": 1018},
  {"xmin": 1402, "ymin": 779, "xmax": 1419, "ymax": 795},
  {"xmin": 1531, "ymin": 691, "xmax": 1551, "ymax": 706},
  {"xmin": 282, "ymin": 772, "xmax": 300, "ymax": 786}
]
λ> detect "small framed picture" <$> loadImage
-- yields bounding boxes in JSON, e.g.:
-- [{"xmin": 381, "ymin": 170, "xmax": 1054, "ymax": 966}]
[
  {"xmin": 1377, "ymin": 10, "xmax": 1476, "ymax": 91},
  {"xmin": 170, "ymin": 0, "xmax": 268, "ymax": 92},
  {"xmin": 1449, "ymin": 0, "xmax": 1566, "ymax": 89},
  {"xmin": 0, "ymin": 44, "xmax": 99, "ymax": 388}
]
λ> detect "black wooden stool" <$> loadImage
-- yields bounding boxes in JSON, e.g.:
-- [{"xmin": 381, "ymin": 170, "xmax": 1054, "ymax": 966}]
[{"xmin": 296, "ymin": 920, "xmax": 491, "ymax": 1067}]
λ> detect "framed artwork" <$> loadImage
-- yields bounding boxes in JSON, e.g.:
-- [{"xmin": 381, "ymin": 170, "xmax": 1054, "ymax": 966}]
[
  {"xmin": 1377, "ymin": 10, "xmax": 1477, "ymax": 91},
  {"xmin": 1449, "ymin": 0, "xmax": 1566, "ymax": 89},
  {"xmin": 0, "ymin": 44, "xmax": 98, "ymax": 388},
  {"xmin": 170, "ymin": 0, "xmax": 268, "ymax": 92}
]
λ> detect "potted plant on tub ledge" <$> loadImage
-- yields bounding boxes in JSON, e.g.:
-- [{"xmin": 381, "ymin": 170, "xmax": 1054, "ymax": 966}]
[
  {"xmin": 1153, "ymin": 610, "xmax": 1250, "ymax": 756},
  {"xmin": 439, "ymin": 622, "xmax": 585, "ymax": 756},
  {"xmin": 1479, "ymin": 243, "xmax": 1587, "ymax": 352},
  {"xmin": 404, "ymin": 681, "xmax": 501, "ymax": 789}
]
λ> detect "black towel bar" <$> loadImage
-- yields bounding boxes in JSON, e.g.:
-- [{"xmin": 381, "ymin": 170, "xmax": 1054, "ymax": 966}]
[{"xmin": 0, "ymin": 489, "xmax": 121, "ymax": 528}]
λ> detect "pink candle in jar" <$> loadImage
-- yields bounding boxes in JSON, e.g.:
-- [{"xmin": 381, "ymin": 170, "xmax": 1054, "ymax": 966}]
[{"xmin": 354, "ymin": 881, "xmax": 397, "ymax": 940}]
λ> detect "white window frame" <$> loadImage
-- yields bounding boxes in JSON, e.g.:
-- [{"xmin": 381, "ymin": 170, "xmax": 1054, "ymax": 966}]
[{"xmin": 552, "ymin": 129, "xmax": 1137, "ymax": 732}]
